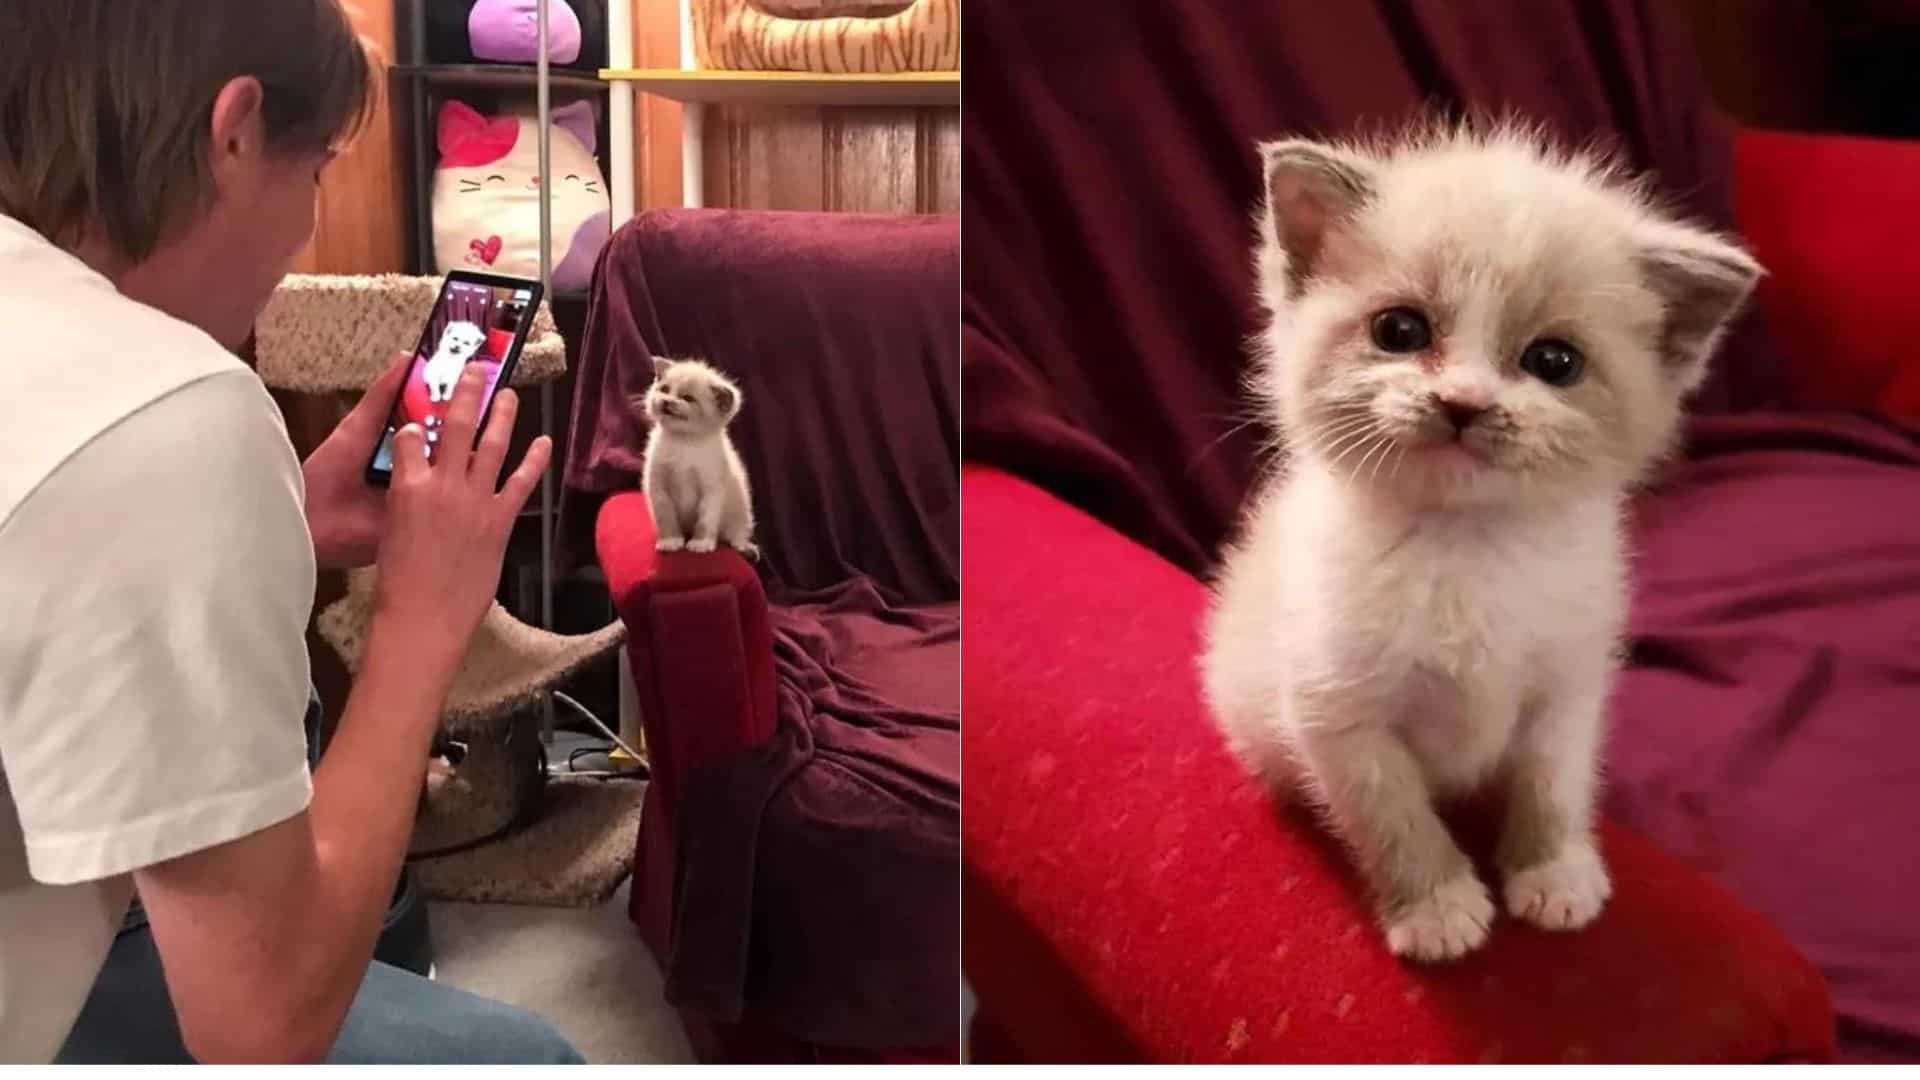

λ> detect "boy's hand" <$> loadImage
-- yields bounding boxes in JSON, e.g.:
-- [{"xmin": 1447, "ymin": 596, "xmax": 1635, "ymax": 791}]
[
  {"xmin": 373, "ymin": 363, "xmax": 549, "ymax": 673},
  {"xmin": 301, "ymin": 353, "xmax": 409, "ymax": 570}
]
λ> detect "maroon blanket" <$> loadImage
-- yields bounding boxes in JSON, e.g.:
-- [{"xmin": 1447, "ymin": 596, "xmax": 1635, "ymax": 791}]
[
  {"xmin": 964, "ymin": 0, "xmax": 1782, "ymax": 574},
  {"xmin": 568, "ymin": 210, "xmax": 958, "ymax": 604},
  {"xmin": 674, "ymin": 582, "xmax": 958, "ymax": 1045},
  {"xmin": 1614, "ymin": 411, "xmax": 1920, "ymax": 1063},
  {"xmin": 570, "ymin": 209, "xmax": 959, "ymax": 1046},
  {"xmin": 963, "ymin": 0, "xmax": 1920, "ymax": 1061}
]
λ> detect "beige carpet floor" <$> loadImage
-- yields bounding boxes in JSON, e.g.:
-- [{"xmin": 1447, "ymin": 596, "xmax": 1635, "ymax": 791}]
[{"xmin": 429, "ymin": 880, "xmax": 695, "ymax": 1064}]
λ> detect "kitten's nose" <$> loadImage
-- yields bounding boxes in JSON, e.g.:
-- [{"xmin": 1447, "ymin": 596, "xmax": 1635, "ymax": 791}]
[{"xmin": 1437, "ymin": 398, "xmax": 1488, "ymax": 433}]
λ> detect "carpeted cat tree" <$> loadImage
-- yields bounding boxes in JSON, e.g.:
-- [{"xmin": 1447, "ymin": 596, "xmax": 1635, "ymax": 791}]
[{"xmin": 254, "ymin": 273, "xmax": 638, "ymax": 907}]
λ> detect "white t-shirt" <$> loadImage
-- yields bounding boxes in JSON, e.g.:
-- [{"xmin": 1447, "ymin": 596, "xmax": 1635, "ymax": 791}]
[{"xmin": 0, "ymin": 213, "xmax": 316, "ymax": 1062}]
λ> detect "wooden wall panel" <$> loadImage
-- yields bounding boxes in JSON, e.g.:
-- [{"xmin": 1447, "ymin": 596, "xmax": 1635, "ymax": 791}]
[
  {"xmin": 634, "ymin": 0, "xmax": 689, "ymax": 208},
  {"xmin": 700, "ymin": 104, "xmax": 958, "ymax": 211},
  {"xmin": 633, "ymin": 0, "xmax": 957, "ymax": 213},
  {"xmin": 916, "ymin": 108, "xmax": 960, "ymax": 213},
  {"xmin": 295, "ymin": 0, "xmax": 408, "ymax": 275}
]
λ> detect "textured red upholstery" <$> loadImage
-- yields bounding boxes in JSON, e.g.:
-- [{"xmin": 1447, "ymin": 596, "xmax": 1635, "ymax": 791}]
[
  {"xmin": 962, "ymin": 466, "xmax": 1837, "ymax": 1064},
  {"xmin": 1734, "ymin": 130, "xmax": 1920, "ymax": 417},
  {"xmin": 596, "ymin": 490, "xmax": 776, "ymax": 956}
]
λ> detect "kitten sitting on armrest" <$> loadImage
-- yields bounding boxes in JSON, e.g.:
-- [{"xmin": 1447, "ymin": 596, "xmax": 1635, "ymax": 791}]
[
  {"xmin": 641, "ymin": 357, "xmax": 757, "ymax": 559},
  {"xmin": 1200, "ymin": 119, "xmax": 1761, "ymax": 963}
]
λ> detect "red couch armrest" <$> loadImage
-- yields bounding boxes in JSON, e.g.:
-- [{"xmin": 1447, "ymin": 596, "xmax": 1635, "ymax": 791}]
[
  {"xmin": 962, "ymin": 465, "xmax": 1834, "ymax": 1063},
  {"xmin": 596, "ymin": 490, "xmax": 778, "ymax": 816},
  {"xmin": 1735, "ymin": 129, "xmax": 1920, "ymax": 416}
]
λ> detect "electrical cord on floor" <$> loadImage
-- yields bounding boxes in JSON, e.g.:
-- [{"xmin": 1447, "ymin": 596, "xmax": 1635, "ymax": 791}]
[
  {"xmin": 552, "ymin": 690, "xmax": 647, "ymax": 764},
  {"xmin": 561, "ymin": 742, "xmax": 650, "ymax": 781},
  {"xmin": 567, "ymin": 745, "xmax": 609, "ymax": 770}
]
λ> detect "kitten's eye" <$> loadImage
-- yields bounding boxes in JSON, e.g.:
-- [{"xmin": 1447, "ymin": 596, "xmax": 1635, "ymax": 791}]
[
  {"xmin": 1370, "ymin": 308, "xmax": 1432, "ymax": 353},
  {"xmin": 1520, "ymin": 339, "xmax": 1585, "ymax": 387},
  {"xmin": 565, "ymin": 174, "xmax": 581, "ymax": 182},
  {"xmin": 487, "ymin": 174, "xmax": 506, "ymax": 184}
]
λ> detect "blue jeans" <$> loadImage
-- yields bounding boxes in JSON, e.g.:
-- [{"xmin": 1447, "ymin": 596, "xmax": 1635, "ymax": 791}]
[{"xmin": 56, "ymin": 912, "xmax": 584, "ymax": 1063}]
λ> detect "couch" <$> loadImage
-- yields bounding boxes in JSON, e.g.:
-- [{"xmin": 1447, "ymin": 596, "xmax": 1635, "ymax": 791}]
[
  {"xmin": 568, "ymin": 208, "xmax": 960, "ymax": 1062},
  {"xmin": 962, "ymin": 0, "xmax": 1920, "ymax": 1063}
]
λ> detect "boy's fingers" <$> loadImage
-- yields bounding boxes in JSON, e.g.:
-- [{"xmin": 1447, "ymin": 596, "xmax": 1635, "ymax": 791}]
[
  {"xmin": 496, "ymin": 436, "xmax": 552, "ymax": 517},
  {"xmin": 473, "ymin": 388, "xmax": 518, "ymax": 484},
  {"xmin": 390, "ymin": 424, "xmax": 429, "ymax": 484},
  {"xmin": 439, "ymin": 364, "xmax": 488, "ymax": 474}
]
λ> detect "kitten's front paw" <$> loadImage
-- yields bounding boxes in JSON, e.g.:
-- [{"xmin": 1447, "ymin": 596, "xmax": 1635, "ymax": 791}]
[
  {"xmin": 686, "ymin": 537, "xmax": 717, "ymax": 553},
  {"xmin": 656, "ymin": 536, "xmax": 686, "ymax": 552},
  {"xmin": 1504, "ymin": 844, "xmax": 1610, "ymax": 931},
  {"xmin": 1382, "ymin": 874, "xmax": 1495, "ymax": 963}
]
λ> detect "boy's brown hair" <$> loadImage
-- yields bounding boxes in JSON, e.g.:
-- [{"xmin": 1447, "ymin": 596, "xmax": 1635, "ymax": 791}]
[{"xmin": 0, "ymin": 0, "xmax": 376, "ymax": 260}]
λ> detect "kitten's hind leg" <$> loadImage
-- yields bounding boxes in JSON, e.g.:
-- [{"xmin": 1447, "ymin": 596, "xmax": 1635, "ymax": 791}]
[
  {"xmin": 1296, "ymin": 717, "xmax": 1494, "ymax": 963},
  {"xmin": 722, "ymin": 508, "xmax": 758, "ymax": 560}
]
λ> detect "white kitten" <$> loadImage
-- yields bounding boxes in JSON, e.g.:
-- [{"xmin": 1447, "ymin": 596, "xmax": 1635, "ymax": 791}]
[
  {"xmin": 423, "ymin": 320, "xmax": 487, "ymax": 404},
  {"xmin": 642, "ymin": 357, "xmax": 756, "ymax": 558},
  {"xmin": 1200, "ymin": 120, "xmax": 1761, "ymax": 963}
]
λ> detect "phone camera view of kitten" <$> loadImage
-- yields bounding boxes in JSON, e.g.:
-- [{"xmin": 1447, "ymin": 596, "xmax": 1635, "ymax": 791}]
[
  {"xmin": 1200, "ymin": 119, "xmax": 1761, "ymax": 963},
  {"xmin": 641, "ymin": 357, "xmax": 757, "ymax": 559},
  {"xmin": 423, "ymin": 320, "xmax": 488, "ymax": 405}
]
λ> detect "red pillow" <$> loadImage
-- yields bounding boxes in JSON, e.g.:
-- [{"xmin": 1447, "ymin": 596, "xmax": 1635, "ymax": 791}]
[{"xmin": 1735, "ymin": 130, "xmax": 1920, "ymax": 417}]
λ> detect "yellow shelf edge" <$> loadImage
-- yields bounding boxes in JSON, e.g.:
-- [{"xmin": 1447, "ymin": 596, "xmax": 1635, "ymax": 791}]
[{"xmin": 600, "ymin": 68, "xmax": 958, "ymax": 83}]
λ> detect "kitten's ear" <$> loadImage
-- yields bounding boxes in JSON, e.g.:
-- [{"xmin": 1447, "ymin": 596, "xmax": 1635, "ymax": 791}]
[
  {"xmin": 651, "ymin": 356, "xmax": 674, "ymax": 382},
  {"xmin": 1634, "ymin": 222, "xmax": 1764, "ymax": 392},
  {"xmin": 1259, "ymin": 139, "xmax": 1375, "ymax": 299},
  {"xmin": 711, "ymin": 383, "xmax": 739, "ymax": 418}
]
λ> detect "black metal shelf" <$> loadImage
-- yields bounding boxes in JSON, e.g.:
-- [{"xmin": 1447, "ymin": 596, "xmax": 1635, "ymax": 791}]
[{"xmin": 392, "ymin": 63, "xmax": 608, "ymax": 94}]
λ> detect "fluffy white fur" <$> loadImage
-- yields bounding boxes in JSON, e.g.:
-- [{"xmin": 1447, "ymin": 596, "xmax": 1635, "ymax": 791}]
[
  {"xmin": 422, "ymin": 320, "xmax": 487, "ymax": 404},
  {"xmin": 1200, "ymin": 119, "xmax": 1761, "ymax": 962},
  {"xmin": 642, "ymin": 357, "xmax": 756, "ymax": 557}
]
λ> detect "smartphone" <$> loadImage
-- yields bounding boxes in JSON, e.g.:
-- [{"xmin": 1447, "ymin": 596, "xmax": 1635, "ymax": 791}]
[{"xmin": 364, "ymin": 270, "xmax": 544, "ymax": 487}]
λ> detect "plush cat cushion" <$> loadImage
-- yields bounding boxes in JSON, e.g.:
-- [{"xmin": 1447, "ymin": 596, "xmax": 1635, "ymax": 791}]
[
  {"xmin": 425, "ymin": 0, "xmax": 607, "ymax": 70},
  {"xmin": 432, "ymin": 99, "xmax": 611, "ymax": 295}
]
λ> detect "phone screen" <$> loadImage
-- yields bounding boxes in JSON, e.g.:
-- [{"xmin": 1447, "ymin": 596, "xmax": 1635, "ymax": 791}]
[{"xmin": 367, "ymin": 275, "xmax": 539, "ymax": 481}]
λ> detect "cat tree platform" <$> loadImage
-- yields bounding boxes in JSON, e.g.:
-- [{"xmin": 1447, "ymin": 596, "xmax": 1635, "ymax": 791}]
[{"xmin": 254, "ymin": 273, "xmax": 567, "ymax": 394}]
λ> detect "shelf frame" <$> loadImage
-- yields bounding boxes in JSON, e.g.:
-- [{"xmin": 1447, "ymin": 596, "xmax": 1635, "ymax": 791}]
[
  {"xmin": 598, "ymin": 67, "xmax": 960, "ymax": 107},
  {"xmin": 391, "ymin": 62, "xmax": 609, "ymax": 93}
]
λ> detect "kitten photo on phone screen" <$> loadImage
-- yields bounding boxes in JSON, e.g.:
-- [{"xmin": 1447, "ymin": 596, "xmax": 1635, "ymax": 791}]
[
  {"xmin": 642, "ymin": 357, "xmax": 757, "ymax": 558},
  {"xmin": 1200, "ymin": 119, "xmax": 1761, "ymax": 962},
  {"xmin": 423, "ymin": 319, "xmax": 488, "ymax": 404}
]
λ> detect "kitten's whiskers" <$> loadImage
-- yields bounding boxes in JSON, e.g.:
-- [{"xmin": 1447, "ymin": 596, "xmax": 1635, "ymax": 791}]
[
  {"xmin": 1350, "ymin": 435, "xmax": 1392, "ymax": 485},
  {"xmin": 1315, "ymin": 421, "xmax": 1380, "ymax": 474}
]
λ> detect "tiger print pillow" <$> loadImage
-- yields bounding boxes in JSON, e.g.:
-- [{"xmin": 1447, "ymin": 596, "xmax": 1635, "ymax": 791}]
[{"xmin": 691, "ymin": 0, "xmax": 958, "ymax": 73}]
